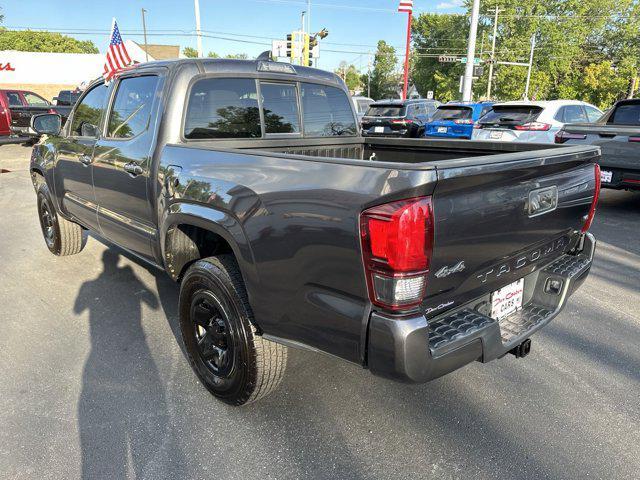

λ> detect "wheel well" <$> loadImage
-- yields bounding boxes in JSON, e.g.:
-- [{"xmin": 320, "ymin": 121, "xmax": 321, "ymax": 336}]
[
  {"xmin": 165, "ymin": 224, "xmax": 234, "ymax": 281},
  {"xmin": 31, "ymin": 169, "xmax": 45, "ymax": 187}
]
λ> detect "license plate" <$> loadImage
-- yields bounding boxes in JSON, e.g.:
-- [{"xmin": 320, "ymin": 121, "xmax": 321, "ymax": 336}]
[
  {"xmin": 600, "ymin": 170, "xmax": 613, "ymax": 183},
  {"xmin": 489, "ymin": 130, "xmax": 503, "ymax": 140},
  {"xmin": 491, "ymin": 279, "xmax": 524, "ymax": 320},
  {"xmin": 437, "ymin": 127, "xmax": 448, "ymax": 133},
  {"xmin": 374, "ymin": 126, "xmax": 384, "ymax": 133}
]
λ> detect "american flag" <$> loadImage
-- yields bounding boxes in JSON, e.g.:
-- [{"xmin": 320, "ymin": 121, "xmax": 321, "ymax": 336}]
[
  {"xmin": 398, "ymin": 0, "xmax": 413, "ymax": 13},
  {"xmin": 103, "ymin": 19, "xmax": 133, "ymax": 81}
]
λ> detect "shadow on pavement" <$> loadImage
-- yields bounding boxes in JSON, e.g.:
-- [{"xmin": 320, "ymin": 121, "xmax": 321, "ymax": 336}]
[{"xmin": 75, "ymin": 249, "xmax": 185, "ymax": 478}]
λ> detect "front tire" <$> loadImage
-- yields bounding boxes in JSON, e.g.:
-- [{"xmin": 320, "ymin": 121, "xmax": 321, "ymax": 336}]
[
  {"xmin": 179, "ymin": 255, "xmax": 287, "ymax": 405},
  {"xmin": 36, "ymin": 183, "xmax": 86, "ymax": 256}
]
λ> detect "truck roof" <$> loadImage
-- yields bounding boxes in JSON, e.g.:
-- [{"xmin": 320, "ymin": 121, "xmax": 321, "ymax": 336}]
[{"xmin": 116, "ymin": 57, "xmax": 345, "ymax": 86}]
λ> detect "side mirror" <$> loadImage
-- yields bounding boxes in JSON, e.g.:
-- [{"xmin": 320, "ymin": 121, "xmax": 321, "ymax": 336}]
[{"xmin": 31, "ymin": 113, "xmax": 62, "ymax": 136}]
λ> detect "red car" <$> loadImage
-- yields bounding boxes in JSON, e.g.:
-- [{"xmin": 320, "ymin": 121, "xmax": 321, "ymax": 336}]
[{"xmin": 0, "ymin": 89, "xmax": 72, "ymax": 139}]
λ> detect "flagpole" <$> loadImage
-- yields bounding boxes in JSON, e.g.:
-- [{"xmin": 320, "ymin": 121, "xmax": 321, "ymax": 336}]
[{"xmin": 402, "ymin": 10, "xmax": 412, "ymax": 100}]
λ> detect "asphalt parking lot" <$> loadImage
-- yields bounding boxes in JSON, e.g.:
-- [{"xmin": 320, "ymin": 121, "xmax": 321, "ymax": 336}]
[{"xmin": 1, "ymin": 144, "xmax": 639, "ymax": 480}]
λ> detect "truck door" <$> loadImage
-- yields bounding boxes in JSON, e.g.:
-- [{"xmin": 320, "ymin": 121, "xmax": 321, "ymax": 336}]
[
  {"xmin": 54, "ymin": 82, "xmax": 110, "ymax": 231},
  {"xmin": 92, "ymin": 74, "xmax": 162, "ymax": 261}
]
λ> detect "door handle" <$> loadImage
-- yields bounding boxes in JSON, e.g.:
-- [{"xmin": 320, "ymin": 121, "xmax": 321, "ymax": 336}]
[
  {"xmin": 123, "ymin": 162, "xmax": 144, "ymax": 176},
  {"xmin": 78, "ymin": 154, "xmax": 93, "ymax": 166}
]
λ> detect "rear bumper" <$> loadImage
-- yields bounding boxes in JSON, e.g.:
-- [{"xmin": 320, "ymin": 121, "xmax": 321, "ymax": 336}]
[
  {"xmin": 367, "ymin": 233, "xmax": 595, "ymax": 383},
  {"xmin": 598, "ymin": 166, "xmax": 640, "ymax": 190}
]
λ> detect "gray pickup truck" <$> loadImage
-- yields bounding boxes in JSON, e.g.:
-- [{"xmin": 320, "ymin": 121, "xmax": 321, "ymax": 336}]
[
  {"xmin": 30, "ymin": 58, "xmax": 600, "ymax": 406},
  {"xmin": 556, "ymin": 98, "xmax": 640, "ymax": 190}
]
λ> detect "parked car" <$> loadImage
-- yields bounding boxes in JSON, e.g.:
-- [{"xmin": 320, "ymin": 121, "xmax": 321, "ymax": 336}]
[
  {"xmin": 352, "ymin": 95, "xmax": 374, "ymax": 122},
  {"xmin": 30, "ymin": 58, "xmax": 599, "ymax": 406},
  {"xmin": 0, "ymin": 89, "xmax": 73, "ymax": 140},
  {"xmin": 556, "ymin": 98, "xmax": 640, "ymax": 190},
  {"xmin": 424, "ymin": 101, "xmax": 494, "ymax": 139},
  {"xmin": 53, "ymin": 89, "xmax": 82, "ymax": 107},
  {"xmin": 361, "ymin": 99, "xmax": 439, "ymax": 137},
  {"xmin": 472, "ymin": 100, "xmax": 603, "ymax": 143}
]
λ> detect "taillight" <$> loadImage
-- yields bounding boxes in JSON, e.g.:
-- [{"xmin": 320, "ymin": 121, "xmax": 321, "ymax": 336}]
[
  {"xmin": 454, "ymin": 119, "xmax": 474, "ymax": 125},
  {"xmin": 628, "ymin": 136, "xmax": 640, "ymax": 142},
  {"xmin": 360, "ymin": 197, "xmax": 434, "ymax": 311},
  {"xmin": 581, "ymin": 164, "xmax": 601, "ymax": 233},
  {"xmin": 515, "ymin": 122, "xmax": 551, "ymax": 131},
  {"xmin": 392, "ymin": 119, "xmax": 413, "ymax": 125},
  {"xmin": 48, "ymin": 108, "xmax": 57, "ymax": 114},
  {"xmin": 555, "ymin": 130, "xmax": 587, "ymax": 144}
]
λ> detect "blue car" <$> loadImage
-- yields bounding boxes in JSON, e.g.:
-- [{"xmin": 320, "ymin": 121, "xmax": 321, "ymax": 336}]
[{"xmin": 424, "ymin": 102, "xmax": 494, "ymax": 139}]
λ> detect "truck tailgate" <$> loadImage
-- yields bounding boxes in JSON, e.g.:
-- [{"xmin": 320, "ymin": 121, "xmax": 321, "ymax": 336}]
[
  {"xmin": 424, "ymin": 146, "xmax": 599, "ymax": 315},
  {"xmin": 562, "ymin": 123, "xmax": 640, "ymax": 171}
]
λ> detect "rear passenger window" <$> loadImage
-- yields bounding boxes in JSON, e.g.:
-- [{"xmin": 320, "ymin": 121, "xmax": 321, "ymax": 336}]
[
  {"xmin": 260, "ymin": 83, "xmax": 300, "ymax": 134},
  {"xmin": 300, "ymin": 83, "xmax": 357, "ymax": 137},
  {"xmin": 184, "ymin": 78, "xmax": 261, "ymax": 139},
  {"xmin": 107, "ymin": 76, "xmax": 159, "ymax": 138},
  {"xmin": 70, "ymin": 83, "xmax": 109, "ymax": 137},
  {"xmin": 561, "ymin": 105, "xmax": 588, "ymax": 123}
]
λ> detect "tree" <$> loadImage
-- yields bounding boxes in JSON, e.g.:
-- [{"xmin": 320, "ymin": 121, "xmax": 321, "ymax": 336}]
[
  {"xmin": 0, "ymin": 29, "xmax": 98, "ymax": 53},
  {"xmin": 335, "ymin": 62, "xmax": 362, "ymax": 92},
  {"xmin": 369, "ymin": 40, "xmax": 399, "ymax": 100},
  {"xmin": 410, "ymin": 0, "xmax": 640, "ymax": 107},
  {"xmin": 183, "ymin": 47, "xmax": 198, "ymax": 58},
  {"xmin": 224, "ymin": 53, "xmax": 248, "ymax": 59}
]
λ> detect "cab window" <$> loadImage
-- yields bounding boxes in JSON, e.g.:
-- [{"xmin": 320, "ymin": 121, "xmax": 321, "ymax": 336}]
[
  {"xmin": 70, "ymin": 83, "xmax": 109, "ymax": 137},
  {"xmin": 107, "ymin": 76, "xmax": 159, "ymax": 139},
  {"xmin": 260, "ymin": 82, "xmax": 300, "ymax": 134},
  {"xmin": 184, "ymin": 78, "xmax": 261, "ymax": 139},
  {"xmin": 300, "ymin": 83, "xmax": 357, "ymax": 137}
]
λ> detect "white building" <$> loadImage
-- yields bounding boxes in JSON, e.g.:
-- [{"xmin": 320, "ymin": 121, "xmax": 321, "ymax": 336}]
[{"xmin": 0, "ymin": 40, "xmax": 158, "ymax": 101}]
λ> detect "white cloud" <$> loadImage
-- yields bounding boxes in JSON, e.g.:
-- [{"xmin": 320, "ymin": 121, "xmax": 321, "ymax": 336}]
[{"xmin": 436, "ymin": 0, "xmax": 464, "ymax": 9}]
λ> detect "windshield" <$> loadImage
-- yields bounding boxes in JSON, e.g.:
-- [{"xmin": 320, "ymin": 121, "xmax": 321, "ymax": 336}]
[
  {"xmin": 609, "ymin": 104, "xmax": 640, "ymax": 126},
  {"xmin": 431, "ymin": 106, "xmax": 473, "ymax": 121},
  {"xmin": 365, "ymin": 105, "xmax": 405, "ymax": 117},
  {"xmin": 478, "ymin": 105, "xmax": 543, "ymax": 125}
]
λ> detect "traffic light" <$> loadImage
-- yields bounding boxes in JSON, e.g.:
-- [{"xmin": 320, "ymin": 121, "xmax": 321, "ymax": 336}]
[
  {"xmin": 303, "ymin": 33, "xmax": 310, "ymax": 67},
  {"xmin": 286, "ymin": 33, "xmax": 294, "ymax": 59}
]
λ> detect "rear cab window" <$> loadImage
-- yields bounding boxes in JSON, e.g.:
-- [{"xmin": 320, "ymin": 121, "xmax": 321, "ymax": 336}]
[
  {"xmin": 183, "ymin": 76, "xmax": 357, "ymax": 140},
  {"xmin": 609, "ymin": 103, "xmax": 640, "ymax": 126},
  {"xmin": 477, "ymin": 105, "xmax": 543, "ymax": 127},
  {"xmin": 432, "ymin": 106, "xmax": 473, "ymax": 121}
]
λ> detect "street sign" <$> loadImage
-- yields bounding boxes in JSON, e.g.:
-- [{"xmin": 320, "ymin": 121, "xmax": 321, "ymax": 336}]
[
  {"xmin": 438, "ymin": 55, "xmax": 458, "ymax": 63},
  {"xmin": 426, "ymin": 90, "xmax": 434, "ymax": 100},
  {"xmin": 272, "ymin": 40, "xmax": 288, "ymax": 58},
  {"xmin": 460, "ymin": 57, "xmax": 482, "ymax": 65}
]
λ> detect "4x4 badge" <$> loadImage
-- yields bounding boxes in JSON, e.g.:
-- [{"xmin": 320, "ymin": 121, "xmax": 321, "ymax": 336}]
[{"xmin": 435, "ymin": 261, "xmax": 466, "ymax": 278}]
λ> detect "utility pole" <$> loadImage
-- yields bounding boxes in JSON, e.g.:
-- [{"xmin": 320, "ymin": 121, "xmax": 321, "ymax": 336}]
[
  {"xmin": 141, "ymin": 8, "xmax": 149, "ymax": 62},
  {"xmin": 524, "ymin": 34, "xmax": 536, "ymax": 100},
  {"xmin": 301, "ymin": 11, "xmax": 306, "ymax": 35},
  {"xmin": 486, "ymin": 6, "xmax": 500, "ymax": 99},
  {"xmin": 194, "ymin": 0, "xmax": 203, "ymax": 57},
  {"xmin": 367, "ymin": 51, "xmax": 372, "ymax": 98},
  {"xmin": 462, "ymin": 0, "xmax": 481, "ymax": 101}
]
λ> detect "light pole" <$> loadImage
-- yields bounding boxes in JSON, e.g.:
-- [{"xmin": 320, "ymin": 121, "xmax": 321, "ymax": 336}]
[
  {"xmin": 194, "ymin": 0, "xmax": 203, "ymax": 57},
  {"xmin": 141, "ymin": 8, "xmax": 149, "ymax": 62},
  {"xmin": 461, "ymin": 0, "xmax": 481, "ymax": 102},
  {"xmin": 486, "ymin": 6, "xmax": 501, "ymax": 99},
  {"xmin": 524, "ymin": 34, "xmax": 536, "ymax": 100}
]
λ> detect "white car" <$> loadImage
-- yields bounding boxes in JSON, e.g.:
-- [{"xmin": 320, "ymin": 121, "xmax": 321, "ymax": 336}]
[{"xmin": 472, "ymin": 100, "xmax": 603, "ymax": 143}]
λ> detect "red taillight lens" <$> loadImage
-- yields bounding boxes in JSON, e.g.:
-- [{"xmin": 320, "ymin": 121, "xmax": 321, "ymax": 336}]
[
  {"xmin": 515, "ymin": 122, "xmax": 551, "ymax": 131},
  {"xmin": 392, "ymin": 119, "xmax": 413, "ymax": 125},
  {"xmin": 48, "ymin": 108, "xmax": 57, "ymax": 114},
  {"xmin": 581, "ymin": 164, "xmax": 601, "ymax": 233},
  {"xmin": 555, "ymin": 130, "xmax": 587, "ymax": 144},
  {"xmin": 360, "ymin": 197, "xmax": 434, "ymax": 311},
  {"xmin": 454, "ymin": 119, "xmax": 474, "ymax": 125}
]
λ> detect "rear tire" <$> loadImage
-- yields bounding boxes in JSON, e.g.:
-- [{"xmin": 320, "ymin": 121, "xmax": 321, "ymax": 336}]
[
  {"xmin": 179, "ymin": 255, "xmax": 287, "ymax": 405},
  {"xmin": 36, "ymin": 183, "xmax": 86, "ymax": 256}
]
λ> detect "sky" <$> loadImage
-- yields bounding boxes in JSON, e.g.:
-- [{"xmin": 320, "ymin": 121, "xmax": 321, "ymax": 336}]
[{"xmin": 1, "ymin": 0, "xmax": 465, "ymax": 71}]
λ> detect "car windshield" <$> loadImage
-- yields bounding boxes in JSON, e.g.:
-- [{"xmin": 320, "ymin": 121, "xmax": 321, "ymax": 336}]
[
  {"xmin": 609, "ymin": 104, "xmax": 640, "ymax": 126},
  {"xmin": 431, "ymin": 106, "xmax": 473, "ymax": 121},
  {"xmin": 366, "ymin": 105, "xmax": 405, "ymax": 117},
  {"xmin": 478, "ymin": 105, "xmax": 543, "ymax": 125}
]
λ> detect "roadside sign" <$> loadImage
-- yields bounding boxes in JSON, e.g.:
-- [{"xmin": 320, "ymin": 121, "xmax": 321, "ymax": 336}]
[
  {"xmin": 426, "ymin": 90, "xmax": 434, "ymax": 100},
  {"xmin": 272, "ymin": 40, "xmax": 288, "ymax": 58},
  {"xmin": 438, "ymin": 55, "xmax": 458, "ymax": 63},
  {"xmin": 460, "ymin": 57, "xmax": 482, "ymax": 65}
]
